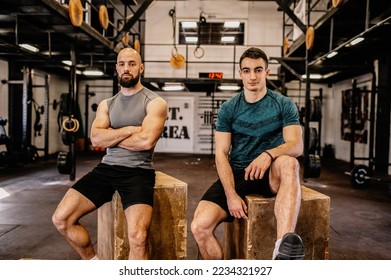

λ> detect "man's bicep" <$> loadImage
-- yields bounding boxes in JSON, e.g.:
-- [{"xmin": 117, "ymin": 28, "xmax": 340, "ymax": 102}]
[
  {"xmin": 142, "ymin": 98, "xmax": 167, "ymax": 137},
  {"xmin": 283, "ymin": 124, "xmax": 303, "ymax": 143},
  {"xmin": 215, "ymin": 131, "xmax": 232, "ymax": 155},
  {"xmin": 91, "ymin": 101, "xmax": 110, "ymax": 130}
]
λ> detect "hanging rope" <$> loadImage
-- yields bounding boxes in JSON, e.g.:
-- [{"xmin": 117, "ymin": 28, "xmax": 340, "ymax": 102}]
[
  {"xmin": 169, "ymin": 7, "xmax": 177, "ymax": 55},
  {"xmin": 169, "ymin": 7, "xmax": 185, "ymax": 69},
  {"xmin": 194, "ymin": 12, "xmax": 205, "ymax": 59}
]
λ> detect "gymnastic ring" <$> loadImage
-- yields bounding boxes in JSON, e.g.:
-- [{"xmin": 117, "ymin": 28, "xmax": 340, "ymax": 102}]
[
  {"xmin": 194, "ymin": 46, "xmax": 204, "ymax": 59},
  {"xmin": 62, "ymin": 118, "xmax": 79, "ymax": 133}
]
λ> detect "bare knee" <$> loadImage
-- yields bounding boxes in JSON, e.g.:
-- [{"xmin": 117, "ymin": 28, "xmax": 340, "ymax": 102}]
[
  {"xmin": 128, "ymin": 228, "xmax": 148, "ymax": 248},
  {"xmin": 191, "ymin": 217, "xmax": 210, "ymax": 243},
  {"xmin": 277, "ymin": 155, "xmax": 300, "ymax": 174},
  {"xmin": 52, "ymin": 211, "xmax": 68, "ymax": 234}
]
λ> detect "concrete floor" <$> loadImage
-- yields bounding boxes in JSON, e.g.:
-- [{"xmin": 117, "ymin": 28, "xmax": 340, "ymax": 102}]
[{"xmin": 1, "ymin": 152, "xmax": 391, "ymax": 260}]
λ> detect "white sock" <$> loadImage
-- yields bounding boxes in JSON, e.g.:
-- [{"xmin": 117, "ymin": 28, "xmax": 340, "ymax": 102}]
[
  {"xmin": 89, "ymin": 255, "xmax": 99, "ymax": 260},
  {"xmin": 272, "ymin": 238, "xmax": 282, "ymax": 260}
]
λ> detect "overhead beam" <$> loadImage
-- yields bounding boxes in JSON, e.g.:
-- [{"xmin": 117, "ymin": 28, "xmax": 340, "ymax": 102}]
[
  {"xmin": 39, "ymin": 0, "xmax": 112, "ymax": 49},
  {"xmin": 272, "ymin": 56, "xmax": 305, "ymax": 82},
  {"xmin": 274, "ymin": 0, "xmax": 307, "ymax": 33},
  {"xmin": 113, "ymin": 0, "xmax": 154, "ymax": 46}
]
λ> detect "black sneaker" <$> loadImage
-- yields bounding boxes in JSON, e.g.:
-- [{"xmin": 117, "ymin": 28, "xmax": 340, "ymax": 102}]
[{"xmin": 274, "ymin": 232, "xmax": 305, "ymax": 260}]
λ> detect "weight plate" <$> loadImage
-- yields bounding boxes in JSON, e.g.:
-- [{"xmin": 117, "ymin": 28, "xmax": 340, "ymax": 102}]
[
  {"xmin": 283, "ymin": 36, "xmax": 289, "ymax": 55},
  {"xmin": 307, "ymin": 154, "xmax": 321, "ymax": 178},
  {"xmin": 134, "ymin": 38, "xmax": 141, "ymax": 53},
  {"xmin": 305, "ymin": 26, "xmax": 315, "ymax": 50},
  {"xmin": 57, "ymin": 151, "xmax": 72, "ymax": 175},
  {"xmin": 332, "ymin": 0, "xmax": 343, "ymax": 8},
  {"xmin": 350, "ymin": 164, "xmax": 370, "ymax": 188},
  {"xmin": 309, "ymin": 127, "xmax": 318, "ymax": 153},
  {"xmin": 68, "ymin": 0, "xmax": 83, "ymax": 27},
  {"xmin": 99, "ymin": 5, "xmax": 109, "ymax": 30}
]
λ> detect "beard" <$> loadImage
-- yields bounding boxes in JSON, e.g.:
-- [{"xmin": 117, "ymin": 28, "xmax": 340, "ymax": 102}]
[{"xmin": 119, "ymin": 72, "xmax": 140, "ymax": 88}]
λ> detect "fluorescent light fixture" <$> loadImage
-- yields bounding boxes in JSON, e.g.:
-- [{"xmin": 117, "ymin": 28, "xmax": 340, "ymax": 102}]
[
  {"xmin": 185, "ymin": 36, "xmax": 198, "ymax": 43},
  {"xmin": 326, "ymin": 51, "xmax": 338, "ymax": 58},
  {"xmin": 19, "ymin": 44, "xmax": 39, "ymax": 53},
  {"xmin": 221, "ymin": 36, "xmax": 235, "ymax": 42},
  {"xmin": 347, "ymin": 37, "xmax": 365, "ymax": 47},
  {"xmin": 181, "ymin": 21, "xmax": 197, "ymax": 28},
  {"xmin": 218, "ymin": 84, "xmax": 241, "ymax": 91},
  {"xmin": 322, "ymin": 71, "xmax": 340, "ymax": 79},
  {"xmin": 162, "ymin": 83, "xmax": 185, "ymax": 91},
  {"xmin": 224, "ymin": 21, "xmax": 240, "ymax": 28},
  {"xmin": 82, "ymin": 69, "xmax": 104, "ymax": 76},
  {"xmin": 150, "ymin": 82, "xmax": 160, "ymax": 89},
  {"xmin": 301, "ymin": 74, "xmax": 322, "ymax": 79},
  {"xmin": 301, "ymin": 71, "xmax": 339, "ymax": 80},
  {"xmin": 62, "ymin": 60, "xmax": 72, "ymax": 66}
]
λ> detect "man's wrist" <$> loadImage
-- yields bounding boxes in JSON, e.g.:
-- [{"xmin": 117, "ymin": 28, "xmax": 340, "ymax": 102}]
[{"xmin": 263, "ymin": 150, "xmax": 275, "ymax": 162}]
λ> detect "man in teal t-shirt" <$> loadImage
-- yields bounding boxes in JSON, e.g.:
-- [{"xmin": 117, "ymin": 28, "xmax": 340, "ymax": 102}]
[{"xmin": 191, "ymin": 47, "xmax": 305, "ymax": 260}]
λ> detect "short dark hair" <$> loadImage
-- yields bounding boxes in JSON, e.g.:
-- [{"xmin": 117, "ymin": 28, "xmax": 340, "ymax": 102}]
[{"xmin": 239, "ymin": 47, "xmax": 269, "ymax": 69}]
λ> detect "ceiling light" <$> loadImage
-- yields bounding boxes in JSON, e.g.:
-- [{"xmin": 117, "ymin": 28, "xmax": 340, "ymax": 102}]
[
  {"xmin": 82, "ymin": 69, "xmax": 104, "ymax": 76},
  {"xmin": 224, "ymin": 21, "xmax": 240, "ymax": 28},
  {"xmin": 221, "ymin": 36, "xmax": 235, "ymax": 42},
  {"xmin": 347, "ymin": 37, "xmax": 365, "ymax": 47},
  {"xmin": 322, "ymin": 71, "xmax": 340, "ymax": 79},
  {"xmin": 301, "ymin": 71, "xmax": 339, "ymax": 80},
  {"xmin": 218, "ymin": 84, "xmax": 241, "ymax": 91},
  {"xmin": 326, "ymin": 51, "xmax": 338, "ymax": 58},
  {"xmin": 19, "ymin": 44, "xmax": 39, "ymax": 53},
  {"xmin": 62, "ymin": 60, "xmax": 72, "ymax": 66},
  {"xmin": 150, "ymin": 82, "xmax": 160, "ymax": 89},
  {"xmin": 301, "ymin": 74, "xmax": 322, "ymax": 79},
  {"xmin": 162, "ymin": 83, "xmax": 185, "ymax": 91},
  {"xmin": 181, "ymin": 21, "xmax": 197, "ymax": 28},
  {"xmin": 185, "ymin": 36, "xmax": 198, "ymax": 43}
]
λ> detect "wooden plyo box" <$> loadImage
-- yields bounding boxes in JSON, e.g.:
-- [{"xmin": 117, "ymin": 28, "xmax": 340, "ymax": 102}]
[
  {"xmin": 97, "ymin": 171, "xmax": 187, "ymax": 260},
  {"xmin": 224, "ymin": 186, "xmax": 330, "ymax": 260}
]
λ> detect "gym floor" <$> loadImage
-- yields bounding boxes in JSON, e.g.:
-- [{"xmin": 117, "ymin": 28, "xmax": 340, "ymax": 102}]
[{"xmin": 0, "ymin": 152, "xmax": 391, "ymax": 260}]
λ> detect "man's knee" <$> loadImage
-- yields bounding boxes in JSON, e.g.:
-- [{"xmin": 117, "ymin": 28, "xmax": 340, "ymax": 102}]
[
  {"xmin": 52, "ymin": 210, "xmax": 67, "ymax": 233},
  {"xmin": 128, "ymin": 227, "xmax": 149, "ymax": 247},
  {"xmin": 276, "ymin": 155, "xmax": 300, "ymax": 173}
]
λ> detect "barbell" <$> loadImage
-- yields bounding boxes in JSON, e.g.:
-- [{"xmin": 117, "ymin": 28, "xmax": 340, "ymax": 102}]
[{"xmin": 345, "ymin": 164, "xmax": 383, "ymax": 188}]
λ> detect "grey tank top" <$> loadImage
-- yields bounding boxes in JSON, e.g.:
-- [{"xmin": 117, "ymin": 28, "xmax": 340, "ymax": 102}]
[{"xmin": 101, "ymin": 87, "xmax": 160, "ymax": 169}]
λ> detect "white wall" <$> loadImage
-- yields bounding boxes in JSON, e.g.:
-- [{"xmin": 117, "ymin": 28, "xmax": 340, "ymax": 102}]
[{"xmin": 144, "ymin": 1, "xmax": 282, "ymax": 79}]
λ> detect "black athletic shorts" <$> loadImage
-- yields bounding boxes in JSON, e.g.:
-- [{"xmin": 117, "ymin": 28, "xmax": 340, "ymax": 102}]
[
  {"xmin": 201, "ymin": 169, "xmax": 275, "ymax": 222},
  {"xmin": 71, "ymin": 163, "xmax": 155, "ymax": 210}
]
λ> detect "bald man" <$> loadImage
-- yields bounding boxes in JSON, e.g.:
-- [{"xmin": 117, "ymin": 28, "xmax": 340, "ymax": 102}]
[{"xmin": 52, "ymin": 48, "xmax": 168, "ymax": 260}]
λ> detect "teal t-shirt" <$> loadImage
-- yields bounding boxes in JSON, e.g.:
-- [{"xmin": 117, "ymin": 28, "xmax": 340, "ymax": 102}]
[{"xmin": 216, "ymin": 88, "xmax": 300, "ymax": 171}]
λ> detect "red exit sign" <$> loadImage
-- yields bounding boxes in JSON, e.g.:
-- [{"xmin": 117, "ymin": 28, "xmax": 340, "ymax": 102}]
[{"xmin": 199, "ymin": 72, "xmax": 224, "ymax": 79}]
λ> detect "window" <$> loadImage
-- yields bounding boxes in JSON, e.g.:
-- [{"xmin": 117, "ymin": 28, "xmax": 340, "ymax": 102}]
[{"xmin": 178, "ymin": 21, "xmax": 245, "ymax": 45}]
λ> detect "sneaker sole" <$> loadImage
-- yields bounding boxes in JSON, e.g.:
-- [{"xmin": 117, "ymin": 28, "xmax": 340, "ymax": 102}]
[{"xmin": 275, "ymin": 232, "xmax": 305, "ymax": 260}]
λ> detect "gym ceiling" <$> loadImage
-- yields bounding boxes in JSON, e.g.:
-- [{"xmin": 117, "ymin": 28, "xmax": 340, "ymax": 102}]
[{"xmin": 0, "ymin": 0, "xmax": 390, "ymax": 89}]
